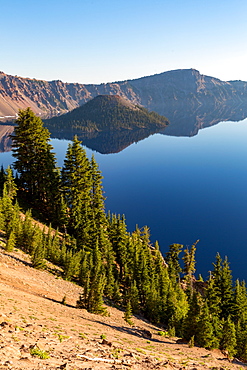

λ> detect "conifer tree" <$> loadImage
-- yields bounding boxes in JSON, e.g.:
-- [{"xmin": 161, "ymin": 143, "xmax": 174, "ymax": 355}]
[
  {"xmin": 196, "ymin": 302, "xmax": 217, "ymax": 349},
  {"xmin": 182, "ymin": 240, "xmax": 199, "ymax": 287},
  {"xmin": 220, "ymin": 316, "xmax": 237, "ymax": 359},
  {"xmin": 220, "ymin": 257, "xmax": 234, "ymax": 319},
  {"xmin": 31, "ymin": 228, "xmax": 46, "ymax": 269},
  {"xmin": 18, "ymin": 209, "xmax": 35, "ymax": 253},
  {"xmin": 0, "ymin": 165, "xmax": 5, "ymax": 195},
  {"xmin": 212, "ymin": 254, "xmax": 234, "ymax": 319},
  {"xmin": 5, "ymin": 229, "xmax": 16, "ymax": 252},
  {"xmin": 103, "ymin": 242, "xmax": 116, "ymax": 300},
  {"xmin": 124, "ymin": 299, "xmax": 134, "ymax": 326},
  {"xmin": 78, "ymin": 251, "xmax": 90, "ymax": 287},
  {"xmin": 233, "ymin": 279, "xmax": 247, "ymax": 324},
  {"xmin": 11, "ymin": 108, "xmax": 60, "ymax": 219},
  {"xmin": 165, "ymin": 243, "xmax": 183, "ymax": 283},
  {"xmin": 63, "ymin": 247, "xmax": 82, "ymax": 281},
  {"xmin": 183, "ymin": 290, "xmax": 202, "ymax": 342},
  {"xmin": 204, "ymin": 277, "xmax": 222, "ymax": 339},
  {"xmin": 61, "ymin": 135, "xmax": 91, "ymax": 243},
  {"xmin": 77, "ymin": 240, "xmax": 107, "ymax": 314},
  {"xmin": 109, "ymin": 214, "xmax": 128, "ymax": 281},
  {"xmin": 89, "ymin": 154, "xmax": 106, "ymax": 228},
  {"xmin": 4, "ymin": 166, "xmax": 17, "ymax": 201}
]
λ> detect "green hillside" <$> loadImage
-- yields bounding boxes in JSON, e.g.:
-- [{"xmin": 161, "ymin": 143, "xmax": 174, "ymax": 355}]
[{"xmin": 45, "ymin": 94, "xmax": 169, "ymax": 132}]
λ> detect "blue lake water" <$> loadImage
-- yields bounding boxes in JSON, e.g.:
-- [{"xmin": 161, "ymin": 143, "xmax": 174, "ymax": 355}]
[{"xmin": 1, "ymin": 118, "xmax": 247, "ymax": 281}]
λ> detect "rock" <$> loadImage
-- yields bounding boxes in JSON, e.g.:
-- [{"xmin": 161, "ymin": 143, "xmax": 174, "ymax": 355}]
[
  {"xmin": 0, "ymin": 322, "xmax": 9, "ymax": 328},
  {"xmin": 60, "ymin": 363, "xmax": 70, "ymax": 369},
  {"xmin": 101, "ymin": 338, "xmax": 112, "ymax": 347},
  {"xmin": 176, "ymin": 338, "xmax": 187, "ymax": 344}
]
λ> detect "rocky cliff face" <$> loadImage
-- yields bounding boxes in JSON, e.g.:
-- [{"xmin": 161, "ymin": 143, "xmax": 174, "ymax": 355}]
[{"xmin": 0, "ymin": 69, "xmax": 247, "ymax": 120}]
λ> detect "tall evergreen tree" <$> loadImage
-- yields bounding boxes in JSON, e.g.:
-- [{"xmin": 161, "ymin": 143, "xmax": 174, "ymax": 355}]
[
  {"xmin": 11, "ymin": 108, "xmax": 60, "ymax": 217},
  {"xmin": 182, "ymin": 240, "xmax": 199, "ymax": 285},
  {"xmin": 165, "ymin": 243, "xmax": 183, "ymax": 283},
  {"xmin": 220, "ymin": 316, "xmax": 237, "ymax": 359},
  {"xmin": 4, "ymin": 166, "xmax": 17, "ymax": 201},
  {"xmin": 61, "ymin": 135, "xmax": 91, "ymax": 243}
]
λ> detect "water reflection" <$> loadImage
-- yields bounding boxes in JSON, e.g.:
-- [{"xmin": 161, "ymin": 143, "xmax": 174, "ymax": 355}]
[
  {"xmin": 162, "ymin": 102, "xmax": 247, "ymax": 137},
  {"xmin": 1, "ymin": 101, "xmax": 247, "ymax": 153},
  {"xmin": 0, "ymin": 125, "xmax": 14, "ymax": 152},
  {"xmin": 49, "ymin": 127, "xmax": 162, "ymax": 154}
]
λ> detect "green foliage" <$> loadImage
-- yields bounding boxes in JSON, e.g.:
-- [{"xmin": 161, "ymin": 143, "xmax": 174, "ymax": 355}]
[
  {"xmin": 2, "ymin": 109, "xmax": 247, "ymax": 360},
  {"xmin": 45, "ymin": 94, "xmax": 169, "ymax": 132},
  {"xmin": 123, "ymin": 299, "xmax": 134, "ymax": 326},
  {"xmin": 165, "ymin": 243, "xmax": 183, "ymax": 283},
  {"xmin": 157, "ymin": 330, "xmax": 168, "ymax": 337},
  {"xmin": 220, "ymin": 316, "xmax": 237, "ymax": 358},
  {"xmin": 5, "ymin": 230, "xmax": 16, "ymax": 252},
  {"xmin": 30, "ymin": 346, "xmax": 50, "ymax": 359},
  {"xmin": 31, "ymin": 228, "xmax": 46, "ymax": 269},
  {"xmin": 12, "ymin": 108, "xmax": 60, "ymax": 220}
]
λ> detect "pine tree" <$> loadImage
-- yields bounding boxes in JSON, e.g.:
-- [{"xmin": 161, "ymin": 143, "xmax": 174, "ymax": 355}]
[
  {"xmin": 182, "ymin": 240, "xmax": 199, "ymax": 288},
  {"xmin": 165, "ymin": 243, "xmax": 183, "ymax": 283},
  {"xmin": 77, "ymin": 241, "xmax": 107, "ymax": 314},
  {"xmin": 129, "ymin": 280, "xmax": 140, "ymax": 314},
  {"xmin": 124, "ymin": 299, "xmax": 134, "ymax": 326},
  {"xmin": 11, "ymin": 108, "xmax": 60, "ymax": 217},
  {"xmin": 31, "ymin": 228, "xmax": 46, "ymax": 269},
  {"xmin": 5, "ymin": 229, "xmax": 16, "ymax": 252},
  {"xmin": 233, "ymin": 280, "xmax": 247, "ymax": 324},
  {"xmin": 183, "ymin": 290, "xmax": 202, "ymax": 342},
  {"xmin": 220, "ymin": 316, "xmax": 237, "ymax": 359},
  {"xmin": 204, "ymin": 277, "xmax": 222, "ymax": 339},
  {"xmin": 109, "ymin": 214, "xmax": 128, "ymax": 281},
  {"xmin": 18, "ymin": 209, "xmax": 35, "ymax": 253},
  {"xmin": 63, "ymin": 249, "xmax": 82, "ymax": 281},
  {"xmin": 4, "ymin": 166, "xmax": 17, "ymax": 201},
  {"xmin": 212, "ymin": 254, "xmax": 234, "ymax": 320},
  {"xmin": 61, "ymin": 135, "xmax": 91, "ymax": 243},
  {"xmin": 89, "ymin": 154, "xmax": 106, "ymax": 228},
  {"xmin": 1, "ymin": 185, "xmax": 21, "ymax": 240},
  {"xmin": 196, "ymin": 302, "xmax": 217, "ymax": 349}
]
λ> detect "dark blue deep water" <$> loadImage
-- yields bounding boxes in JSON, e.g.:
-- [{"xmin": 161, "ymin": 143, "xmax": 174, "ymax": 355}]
[{"xmin": 1, "ymin": 118, "xmax": 247, "ymax": 280}]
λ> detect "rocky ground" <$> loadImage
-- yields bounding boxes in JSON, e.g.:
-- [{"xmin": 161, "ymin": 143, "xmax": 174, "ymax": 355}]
[{"xmin": 0, "ymin": 246, "xmax": 246, "ymax": 370}]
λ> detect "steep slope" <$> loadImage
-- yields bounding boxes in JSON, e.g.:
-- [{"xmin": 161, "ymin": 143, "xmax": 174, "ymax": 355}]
[
  {"xmin": 45, "ymin": 94, "xmax": 169, "ymax": 132},
  {"xmin": 1, "ymin": 69, "xmax": 247, "ymax": 120},
  {"xmin": 0, "ymin": 246, "xmax": 245, "ymax": 370}
]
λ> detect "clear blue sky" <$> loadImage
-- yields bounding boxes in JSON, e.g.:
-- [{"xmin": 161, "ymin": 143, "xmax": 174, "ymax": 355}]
[{"xmin": 1, "ymin": 0, "xmax": 247, "ymax": 84}]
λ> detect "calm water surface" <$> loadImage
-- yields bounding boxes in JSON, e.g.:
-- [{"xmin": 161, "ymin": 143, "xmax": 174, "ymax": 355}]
[{"xmin": 1, "ymin": 118, "xmax": 247, "ymax": 280}]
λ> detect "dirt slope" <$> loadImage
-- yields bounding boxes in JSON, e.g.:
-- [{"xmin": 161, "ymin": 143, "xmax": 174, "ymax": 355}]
[{"xmin": 0, "ymin": 246, "xmax": 245, "ymax": 370}]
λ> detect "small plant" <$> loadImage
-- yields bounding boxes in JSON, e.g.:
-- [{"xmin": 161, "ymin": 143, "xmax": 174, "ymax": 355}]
[
  {"xmin": 135, "ymin": 348, "xmax": 146, "ymax": 354},
  {"xmin": 188, "ymin": 335, "xmax": 194, "ymax": 348},
  {"xmin": 100, "ymin": 333, "xmax": 106, "ymax": 340},
  {"xmin": 79, "ymin": 332, "xmax": 87, "ymax": 339},
  {"xmin": 30, "ymin": 346, "xmax": 50, "ymax": 359},
  {"xmin": 12, "ymin": 335, "xmax": 19, "ymax": 342},
  {"xmin": 15, "ymin": 325, "xmax": 24, "ymax": 331},
  {"xmin": 168, "ymin": 326, "xmax": 176, "ymax": 337},
  {"xmin": 111, "ymin": 348, "xmax": 122, "ymax": 359},
  {"xmin": 157, "ymin": 330, "xmax": 168, "ymax": 337},
  {"xmin": 123, "ymin": 300, "xmax": 134, "ymax": 326},
  {"xmin": 57, "ymin": 333, "xmax": 70, "ymax": 342}
]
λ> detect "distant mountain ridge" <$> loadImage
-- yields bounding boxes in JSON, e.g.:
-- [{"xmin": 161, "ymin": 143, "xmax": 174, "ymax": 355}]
[
  {"xmin": 45, "ymin": 94, "xmax": 169, "ymax": 132},
  {"xmin": 0, "ymin": 69, "xmax": 247, "ymax": 120}
]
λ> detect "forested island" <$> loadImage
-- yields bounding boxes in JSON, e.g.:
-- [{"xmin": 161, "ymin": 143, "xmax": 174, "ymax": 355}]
[
  {"xmin": 44, "ymin": 94, "xmax": 169, "ymax": 132},
  {"xmin": 1, "ymin": 108, "xmax": 247, "ymax": 361}
]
